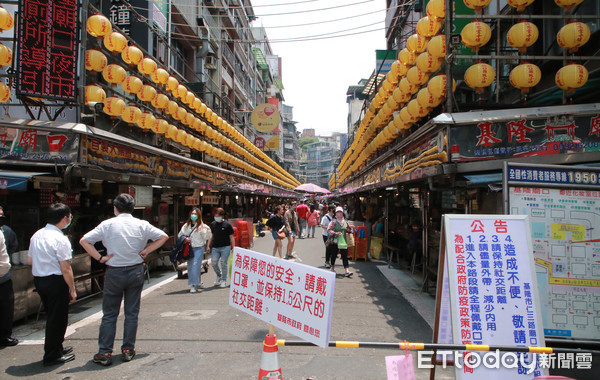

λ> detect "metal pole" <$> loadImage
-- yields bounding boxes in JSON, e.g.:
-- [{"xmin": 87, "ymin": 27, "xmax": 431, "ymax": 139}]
[{"xmin": 444, "ymin": 0, "xmax": 453, "ymax": 113}]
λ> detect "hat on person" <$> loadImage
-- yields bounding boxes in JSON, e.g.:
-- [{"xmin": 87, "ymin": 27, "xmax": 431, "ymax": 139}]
[{"xmin": 335, "ymin": 206, "xmax": 344, "ymax": 214}]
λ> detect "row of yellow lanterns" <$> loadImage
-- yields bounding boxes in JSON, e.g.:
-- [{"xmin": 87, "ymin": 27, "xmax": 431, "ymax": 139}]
[
  {"xmin": 86, "ymin": 13, "xmax": 298, "ymax": 189},
  {"xmin": 463, "ymin": 0, "xmax": 584, "ymax": 13},
  {"xmin": 0, "ymin": 7, "xmax": 14, "ymax": 102}
]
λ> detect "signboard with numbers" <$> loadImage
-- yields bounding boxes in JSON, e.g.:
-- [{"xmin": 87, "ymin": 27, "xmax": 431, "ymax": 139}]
[
  {"xmin": 229, "ymin": 247, "xmax": 336, "ymax": 348},
  {"xmin": 16, "ymin": 0, "xmax": 78, "ymax": 100},
  {"xmin": 441, "ymin": 215, "xmax": 546, "ymax": 379}
]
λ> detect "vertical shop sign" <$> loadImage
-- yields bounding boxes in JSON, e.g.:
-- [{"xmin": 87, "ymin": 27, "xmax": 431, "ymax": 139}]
[
  {"xmin": 441, "ymin": 215, "xmax": 546, "ymax": 379},
  {"xmin": 109, "ymin": 0, "xmax": 132, "ymax": 35},
  {"xmin": 17, "ymin": 0, "xmax": 78, "ymax": 100},
  {"xmin": 229, "ymin": 247, "xmax": 336, "ymax": 347}
]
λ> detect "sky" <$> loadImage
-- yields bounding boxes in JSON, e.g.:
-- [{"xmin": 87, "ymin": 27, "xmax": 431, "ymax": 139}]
[{"xmin": 250, "ymin": 0, "xmax": 387, "ymax": 136}]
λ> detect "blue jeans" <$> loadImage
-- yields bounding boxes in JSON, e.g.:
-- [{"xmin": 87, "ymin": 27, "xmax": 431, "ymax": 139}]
[
  {"xmin": 308, "ymin": 225, "xmax": 316, "ymax": 237},
  {"xmin": 188, "ymin": 246, "xmax": 205, "ymax": 287},
  {"xmin": 299, "ymin": 218, "xmax": 307, "ymax": 237},
  {"xmin": 211, "ymin": 246, "xmax": 230, "ymax": 283},
  {"xmin": 99, "ymin": 264, "xmax": 145, "ymax": 353}
]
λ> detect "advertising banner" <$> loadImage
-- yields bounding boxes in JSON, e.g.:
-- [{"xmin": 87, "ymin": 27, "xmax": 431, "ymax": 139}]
[
  {"xmin": 251, "ymin": 103, "xmax": 280, "ymax": 133},
  {"xmin": 0, "ymin": 127, "xmax": 78, "ymax": 163},
  {"xmin": 229, "ymin": 247, "xmax": 336, "ymax": 347}
]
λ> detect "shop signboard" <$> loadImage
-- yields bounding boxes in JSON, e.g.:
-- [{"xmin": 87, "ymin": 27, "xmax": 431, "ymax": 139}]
[
  {"xmin": 202, "ymin": 195, "xmax": 219, "ymax": 205},
  {"xmin": 109, "ymin": 0, "xmax": 132, "ymax": 35},
  {"xmin": 251, "ymin": 103, "xmax": 280, "ymax": 133},
  {"xmin": 449, "ymin": 114, "xmax": 600, "ymax": 162},
  {"xmin": 84, "ymin": 136, "xmax": 155, "ymax": 176},
  {"xmin": 0, "ymin": 127, "xmax": 78, "ymax": 163},
  {"xmin": 375, "ymin": 50, "xmax": 397, "ymax": 73},
  {"xmin": 229, "ymin": 247, "xmax": 336, "ymax": 348},
  {"xmin": 439, "ymin": 215, "xmax": 546, "ymax": 379},
  {"xmin": 16, "ymin": 0, "xmax": 78, "ymax": 101},
  {"xmin": 507, "ymin": 163, "xmax": 600, "ymax": 342}
]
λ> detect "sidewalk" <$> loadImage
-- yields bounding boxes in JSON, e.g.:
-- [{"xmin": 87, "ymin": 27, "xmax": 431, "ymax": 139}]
[{"xmin": 2, "ymin": 234, "xmax": 453, "ymax": 379}]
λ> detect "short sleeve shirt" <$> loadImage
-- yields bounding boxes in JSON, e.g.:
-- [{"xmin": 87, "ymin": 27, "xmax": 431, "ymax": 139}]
[
  {"xmin": 28, "ymin": 224, "xmax": 73, "ymax": 277},
  {"xmin": 210, "ymin": 220, "xmax": 234, "ymax": 248},
  {"xmin": 83, "ymin": 214, "xmax": 166, "ymax": 267}
]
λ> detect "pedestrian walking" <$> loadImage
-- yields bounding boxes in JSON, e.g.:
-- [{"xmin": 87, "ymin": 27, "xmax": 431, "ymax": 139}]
[
  {"xmin": 80, "ymin": 193, "xmax": 168, "ymax": 366},
  {"xmin": 27, "ymin": 203, "xmax": 76, "ymax": 366},
  {"xmin": 283, "ymin": 201, "xmax": 299, "ymax": 259},
  {"xmin": 321, "ymin": 205, "xmax": 335, "ymax": 268},
  {"xmin": 295, "ymin": 200, "xmax": 309, "ymax": 239},
  {"xmin": 178, "ymin": 208, "xmax": 211, "ymax": 293},
  {"xmin": 206, "ymin": 208, "xmax": 235, "ymax": 288},
  {"xmin": 307, "ymin": 205, "xmax": 319, "ymax": 238},
  {"xmin": 327, "ymin": 207, "xmax": 353, "ymax": 277},
  {"xmin": 0, "ymin": 205, "xmax": 18, "ymax": 348},
  {"xmin": 265, "ymin": 205, "xmax": 285, "ymax": 258}
]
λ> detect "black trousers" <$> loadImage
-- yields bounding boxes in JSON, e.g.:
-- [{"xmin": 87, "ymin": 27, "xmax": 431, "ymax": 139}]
[
  {"xmin": 0, "ymin": 278, "xmax": 14, "ymax": 340},
  {"xmin": 322, "ymin": 235, "xmax": 333, "ymax": 262},
  {"xmin": 34, "ymin": 275, "xmax": 69, "ymax": 362}
]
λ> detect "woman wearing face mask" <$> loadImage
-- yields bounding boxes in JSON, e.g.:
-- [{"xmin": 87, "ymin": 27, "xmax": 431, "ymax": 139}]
[
  {"xmin": 327, "ymin": 207, "xmax": 353, "ymax": 277},
  {"xmin": 178, "ymin": 208, "xmax": 212, "ymax": 293},
  {"xmin": 206, "ymin": 208, "xmax": 235, "ymax": 288}
]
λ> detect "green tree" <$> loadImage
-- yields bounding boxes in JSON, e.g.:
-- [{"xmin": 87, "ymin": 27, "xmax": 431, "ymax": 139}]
[{"xmin": 299, "ymin": 136, "xmax": 319, "ymax": 150}]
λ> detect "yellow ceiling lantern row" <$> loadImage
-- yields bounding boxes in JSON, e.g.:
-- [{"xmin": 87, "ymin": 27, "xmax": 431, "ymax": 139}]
[{"xmin": 85, "ymin": 14, "xmax": 298, "ymax": 189}]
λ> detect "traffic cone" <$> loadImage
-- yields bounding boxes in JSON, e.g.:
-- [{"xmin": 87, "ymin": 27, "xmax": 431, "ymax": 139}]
[{"xmin": 258, "ymin": 333, "xmax": 282, "ymax": 380}]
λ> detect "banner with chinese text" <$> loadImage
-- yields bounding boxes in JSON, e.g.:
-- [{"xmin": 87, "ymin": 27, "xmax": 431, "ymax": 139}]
[{"xmin": 0, "ymin": 127, "xmax": 78, "ymax": 163}]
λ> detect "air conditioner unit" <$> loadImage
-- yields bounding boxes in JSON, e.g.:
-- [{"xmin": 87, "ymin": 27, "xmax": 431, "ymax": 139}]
[{"xmin": 205, "ymin": 0, "xmax": 215, "ymax": 6}]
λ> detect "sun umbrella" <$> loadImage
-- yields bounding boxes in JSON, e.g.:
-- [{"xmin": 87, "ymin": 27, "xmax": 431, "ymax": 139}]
[{"xmin": 294, "ymin": 183, "xmax": 330, "ymax": 194}]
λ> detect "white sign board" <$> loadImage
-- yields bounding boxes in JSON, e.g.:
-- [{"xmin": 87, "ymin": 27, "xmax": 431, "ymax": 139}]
[
  {"xmin": 229, "ymin": 247, "xmax": 336, "ymax": 347},
  {"xmin": 443, "ymin": 215, "xmax": 547, "ymax": 379},
  {"xmin": 509, "ymin": 186, "xmax": 600, "ymax": 341}
]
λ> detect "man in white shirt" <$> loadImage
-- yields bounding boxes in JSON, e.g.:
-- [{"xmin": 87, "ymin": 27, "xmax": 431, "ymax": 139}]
[
  {"xmin": 80, "ymin": 194, "xmax": 167, "ymax": 366},
  {"xmin": 27, "ymin": 203, "xmax": 76, "ymax": 366}
]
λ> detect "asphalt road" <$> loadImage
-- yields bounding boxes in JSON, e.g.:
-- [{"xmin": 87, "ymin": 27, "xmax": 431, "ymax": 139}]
[{"xmin": 2, "ymin": 233, "xmax": 454, "ymax": 379}]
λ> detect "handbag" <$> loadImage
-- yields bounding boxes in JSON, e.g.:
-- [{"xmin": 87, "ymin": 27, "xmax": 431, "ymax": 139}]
[
  {"xmin": 346, "ymin": 231, "xmax": 355, "ymax": 248},
  {"xmin": 277, "ymin": 227, "xmax": 286, "ymax": 240}
]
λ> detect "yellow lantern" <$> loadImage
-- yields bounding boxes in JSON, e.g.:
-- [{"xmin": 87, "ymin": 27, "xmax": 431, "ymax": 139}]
[
  {"xmin": 176, "ymin": 129, "xmax": 187, "ymax": 144},
  {"xmin": 507, "ymin": 0, "xmax": 535, "ymax": 12},
  {"xmin": 198, "ymin": 102, "xmax": 207, "ymax": 115},
  {"xmin": 85, "ymin": 85, "xmax": 106, "ymax": 104},
  {"xmin": 507, "ymin": 22, "xmax": 539, "ymax": 53},
  {"xmin": 555, "ymin": 0, "xmax": 584, "ymax": 11},
  {"xmin": 152, "ymin": 118, "xmax": 169, "ymax": 135},
  {"xmin": 393, "ymin": 115, "xmax": 407, "ymax": 131},
  {"xmin": 166, "ymin": 124, "xmax": 178, "ymax": 139},
  {"xmin": 151, "ymin": 93, "xmax": 169, "ymax": 109},
  {"xmin": 400, "ymin": 107, "xmax": 416, "ymax": 126},
  {"xmin": 176, "ymin": 84, "xmax": 188, "ymax": 99},
  {"xmin": 184, "ymin": 113, "xmax": 195, "ymax": 127},
  {"xmin": 407, "ymin": 66, "xmax": 429, "ymax": 86},
  {"xmin": 193, "ymin": 97, "xmax": 203, "ymax": 112},
  {"xmin": 137, "ymin": 112, "xmax": 156, "ymax": 130},
  {"xmin": 199, "ymin": 121, "xmax": 208, "ymax": 133},
  {"xmin": 175, "ymin": 107, "xmax": 187, "ymax": 122},
  {"xmin": 509, "ymin": 63, "xmax": 541, "ymax": 94},
  {"xmin": 166, "ymin": 76, "xmax": 179, "ymax": 93},
  {"xmin": 0, "ymin": 7, "xmax": 13, "ymax": 31},
  {"xmin": 166, "ymin": 100, "xmax": 179, "ymax": 117},
  {"xmin": 417, "ymin": 88, "xmax": 441, "ymax": 110},
  {"xmin": 390, "ymin": 61, "xmax": 408, "ymax": 80},
  {"xmin": 382, "ymin": 80, "xmax": 395, "ymax": 94},
  {"xmin": 121, "ymin": 105, "xmax": 142, "ymax": 125},
  {"xmin": 555, "ymin": 64, "xmax": 588, "ymax": 93},
  {"xmin": 103, "ymin": 32, "xmax": 127, "ymax": 54},
  {"xmin": 122, "ymin": 75, "xmax": 143, "ymax": 95},
  {"xmin": 400, "ymin": 77, "xmax": 419, "ymax": 95},
  {"xmin": 392, "ymin": 87, "xmax": 411, "ymax": 104},
  {"xmin": 138, "ymin": 57, "xmax": 157, "ymax": 76},
  {"xmin": 151, "ymin": 68, "xmax": 169, "ymax": 85},
  {"xmin": 386, "ymin": 93, "xmax": 400, "ymax": 110},
  {"xmin": 210, "ymin": 112, "xmax": 218, "ymax": 125},
  {"xmin": 416, "ymin": 17, "xmax": 441, "ymax": 38},
  {"xmin": 416, "ymin": 52, "xmax": 442, "ymax": 73},
  {"xmin": 86, "ymin": 14, "xmax": 112, "ymax": 38},
  {"xmin": 102, "ymin": 64, "xmax": 126, "ymax": 85},
  {"xmin": 557, "ymin": 22, "xmax": 591, "ymax": 53},
  {"xmin": 426, "ymin": 0, "xmax": 445, "ymax": 21},
  {"xmin": 205, "ymin": 107, "xmax": 213, "ymax": 121},
  {"xmin": 103, "ymin": 97, "xmax": 126, "ymax": 117},
  {"xmin": 461, "ymin": 20, "xmax": 491, "ymax": 51},
  {"xmin": 427, "ymin": 34, "xmax": 446, "ymax": 61},
  {"xmin": 186, "ymin": 134, "xmax": 196, "ymax": 148},
  {"xmin": 398, "ymin": 48, "xmax": 417, "ymax": 66},
  {"xmin": 407, "ymin": 99, "xmax": 428, "ymax": 118},
  {"xmin": 121, "ymin": 45, "xmax": 143, "ymax": 66},
  {"xmin": 85, "ymin": 49, "xmax": 107, "ymax": 73},
  {"xmin": 463, "ymin": 0, "xmax": 492, "ymax": 12},
  {"xmin": 427, "ymin": 74, "xmax": 456, "ymax": 100},
  {"xmin": 406, "ymin": 34, "xmax": 429, "ymax": 54},
  {"xmin": 464, "ymin": 63, "xmax": 495, "ymax": 93},
  {"xmin": 184, "ymin": 91, "xmax": 195, "ymax": 105},
  {"xmin": 137, "ymin": 84, "xmax": 157, "ymax": 103},
  {"xmin": 0, "ymin": 82, "xmax": 9, "ymax": 102},
  {"xmin": 0, "ymin": 43, "xmax": 12, "ymax": 67}
]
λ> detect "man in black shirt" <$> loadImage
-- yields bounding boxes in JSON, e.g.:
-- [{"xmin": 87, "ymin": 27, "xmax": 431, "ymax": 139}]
[{"xmin": 206, "ymin": 208, "xmax": 235, "ymax": 288}]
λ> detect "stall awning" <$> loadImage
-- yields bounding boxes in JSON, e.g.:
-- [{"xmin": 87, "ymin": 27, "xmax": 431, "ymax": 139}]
[
  {"xmin": 464, "ymin": 173, "xmax": 503, "ymax": 185},
  {"xmin": 0, "ymin": 171, "xmax": 50, "ymax": 191}
]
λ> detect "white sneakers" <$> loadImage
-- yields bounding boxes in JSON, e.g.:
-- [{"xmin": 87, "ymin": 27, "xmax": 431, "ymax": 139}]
[
  {"xmin": 214, "ymin": 278, "xmax": 222, "ymax": 286},
  {"xmin": 198, "ymin": 282, "xmax": 205, "ymax": 289},
  {"xmin": 220, "ymin": 281, "xmax": 227, "ymax": 288},
  {"xmin": 189, "ymin": 286, "xmax": 197, "ymax": 293}
]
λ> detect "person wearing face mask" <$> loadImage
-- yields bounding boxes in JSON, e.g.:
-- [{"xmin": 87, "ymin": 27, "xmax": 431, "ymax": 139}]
[
  {"xmin": 27, "ymin": 203, "xmax": 77, "ymax": 366},
  {"xmin": 206, "ymin": 208, "xmax": 235, "ymax": 288},
  {"xmin": 178, "ymin": 208, "xmax": 211, "ymax": 293},
  {"xmin": 0, "ymin": 205, "xmax": 18, "ymax": 348},
  {"xmin": 80, "ymin": 194, "xmax": 168, "ymax": 366},
  {"xmin": 327, "ymin": 207, "xmax": 353, "ymax": 277}
]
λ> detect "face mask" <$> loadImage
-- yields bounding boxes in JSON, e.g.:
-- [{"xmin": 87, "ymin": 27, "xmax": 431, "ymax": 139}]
[
  {"xmin": 215, "ymin": 216, "xmax": 223, "ymax": 222},
  {"xmin": 336, "ymin": 214, "xmax": 344, "ymax": 222},
  {"xmin": 190, "ymin": 215, "xmax": 198, "ymax": 222},
  {"xmin": 63, "ymin": 217, "xmax": 71, "ymax": 230}
]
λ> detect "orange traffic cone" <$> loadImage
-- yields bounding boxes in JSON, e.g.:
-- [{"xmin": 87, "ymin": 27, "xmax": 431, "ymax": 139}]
[{"xmin": 258, "ymin": 333, "xmax": 282, "ymax": 380}]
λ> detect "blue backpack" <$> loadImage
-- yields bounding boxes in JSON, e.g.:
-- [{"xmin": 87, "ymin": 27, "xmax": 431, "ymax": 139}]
[{"xmin": 169, "ymin": 235, "xmax": 193, "ymax": 263}]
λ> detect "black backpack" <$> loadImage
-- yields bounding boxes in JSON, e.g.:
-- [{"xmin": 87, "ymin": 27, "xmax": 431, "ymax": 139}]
[{"xmin": 169, "ymin": 235, "xmax": 193, "ymax": 263}]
